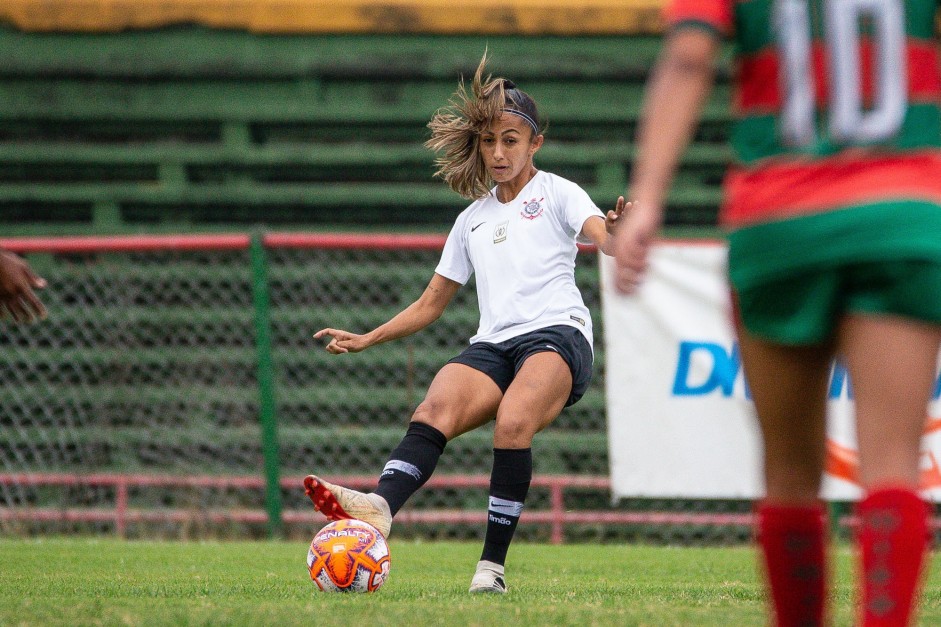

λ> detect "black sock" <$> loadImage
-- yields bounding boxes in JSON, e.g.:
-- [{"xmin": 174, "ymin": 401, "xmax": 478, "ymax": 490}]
[
  {"xmin": 480, "ymin": 448, "xmax": 532, "ymax": 566},
  {"xmin": 373, "ymin": 421, "xmax": 447, "ymax": 516}
]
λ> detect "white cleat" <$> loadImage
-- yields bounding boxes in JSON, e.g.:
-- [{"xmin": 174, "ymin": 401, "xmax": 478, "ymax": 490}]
[
  {"xmin": 303, "ymin": 474, "xmax": 393, "ymax": 538},
  {"xmin": 468, "ymin": 560, "xmax": 508, "ymax": 594}
]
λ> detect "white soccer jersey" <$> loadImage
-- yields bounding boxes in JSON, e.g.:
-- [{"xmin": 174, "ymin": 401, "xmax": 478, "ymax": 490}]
[{"xmin": 435, "ymin": 170, "xmax": 604, "ymax": 349}]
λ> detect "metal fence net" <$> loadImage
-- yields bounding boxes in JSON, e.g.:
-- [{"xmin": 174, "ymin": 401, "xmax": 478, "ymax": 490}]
[
  {"xmin": 0, "ymin": 240, "xmax": 755, "ymax": 542},
  {"xmin": 0, "ymin": 248, "xmax": 263, "ymax": 536}
]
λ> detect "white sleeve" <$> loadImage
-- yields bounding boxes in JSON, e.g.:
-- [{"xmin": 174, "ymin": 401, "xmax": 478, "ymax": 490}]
[
  {"xmin": 558, "ymin": 179, "xmax": 605, "ymax": 243},
  {"xmin": 434, "ymin": 211, "xmax": 474, "ymax": 285}
]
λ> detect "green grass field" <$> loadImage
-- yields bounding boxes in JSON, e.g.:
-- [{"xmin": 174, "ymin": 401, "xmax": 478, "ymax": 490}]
[{"xmin": 1, "ymin": 538, "xmax": 939, "ymax": 626}]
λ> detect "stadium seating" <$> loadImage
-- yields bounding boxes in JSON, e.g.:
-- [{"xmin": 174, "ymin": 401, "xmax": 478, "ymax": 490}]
[{"xmin": 0, "ymin": 29, "xmax": 730, "ymax": 234}]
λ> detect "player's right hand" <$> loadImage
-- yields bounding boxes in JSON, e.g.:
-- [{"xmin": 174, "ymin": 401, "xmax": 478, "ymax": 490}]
[
  {"xmin": 313, "ymin": 328, "xmax": 370, "ymax": 354},
  {"xmin": 0, "ymin": 250, "xmax": 47, "ymax": 324}
]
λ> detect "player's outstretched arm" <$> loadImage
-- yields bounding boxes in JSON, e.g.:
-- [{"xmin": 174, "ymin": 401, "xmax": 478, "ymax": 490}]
[
  {"xmin": 614, "ymin": 27, "xmax": 720, "ymax": 293},
  {"xmin": 314, "ymin": 273, "xmax": 461, "ymax": 354},
  {"xmin": 0, "ymin": 249, "xmax": 47, "ymax": 324}
]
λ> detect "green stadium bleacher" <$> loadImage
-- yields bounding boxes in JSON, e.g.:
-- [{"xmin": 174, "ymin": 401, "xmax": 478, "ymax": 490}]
[{"xmin": 0, "ymin": 30, "xmax": 731, "ymax": 234}]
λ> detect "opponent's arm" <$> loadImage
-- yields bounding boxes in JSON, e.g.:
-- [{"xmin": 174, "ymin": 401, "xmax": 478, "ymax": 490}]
[
  {"xmin": 314, "ymin": 273, "xmax": 461, "ymax": 354},
  {"xmin": 613, "ymin": 27, "xmax": 720, "ymax": 292},
  {"xmin": 0, "ymin": 249, "xmax": 47, "ymax": 323}
]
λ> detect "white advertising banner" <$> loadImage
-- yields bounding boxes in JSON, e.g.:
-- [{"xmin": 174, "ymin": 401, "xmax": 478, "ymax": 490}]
[{"xmin": 600, "ymin": 241, "xmax": 941, "ymax": 502}]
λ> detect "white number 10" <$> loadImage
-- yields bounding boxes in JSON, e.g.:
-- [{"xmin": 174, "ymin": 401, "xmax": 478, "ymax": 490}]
[{"xmin": 773, "ymin": 0, "xmax": 907, "ymax": 146}]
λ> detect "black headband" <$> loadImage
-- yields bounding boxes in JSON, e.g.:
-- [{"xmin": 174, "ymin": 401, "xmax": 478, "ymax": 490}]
[{"xmin": 501, "ymin": 108, "xmax": 539, "ymax": 134}]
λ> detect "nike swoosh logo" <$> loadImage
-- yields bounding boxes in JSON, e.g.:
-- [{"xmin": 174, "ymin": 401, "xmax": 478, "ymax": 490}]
[{"xmin": 471, "ymin": 222, "xmax": 486, "ymax": 232}]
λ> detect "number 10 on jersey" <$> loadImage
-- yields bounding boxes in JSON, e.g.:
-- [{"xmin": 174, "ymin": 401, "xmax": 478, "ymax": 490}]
[{"xmin": 774, "ymin": 0, "xmax": 906, "ymax": 147}]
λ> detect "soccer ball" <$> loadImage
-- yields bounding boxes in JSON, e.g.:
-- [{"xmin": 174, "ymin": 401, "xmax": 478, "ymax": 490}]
[{"xmin": 307, "ymin": 519, "xmax": 391, "ymax": 592}]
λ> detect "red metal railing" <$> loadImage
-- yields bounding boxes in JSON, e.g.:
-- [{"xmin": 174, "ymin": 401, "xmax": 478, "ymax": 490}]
[
  {"xmin": 0, "ymin": 232, "xmax": 602, "ymax": 254},
  {"xmin": 0, "ymin": 473, "xmax": 756, "ymax": 543},
  {"xmin": 0, "ymin": 233, "xmax": 252, "ymax": 253}
]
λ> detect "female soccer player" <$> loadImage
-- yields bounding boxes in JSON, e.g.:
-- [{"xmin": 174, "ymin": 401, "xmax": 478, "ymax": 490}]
[
  {"xmin": 307, "ymin": 56, "xmax": 625, "ymax": 593},
  {"xmin": 614, "ymin": 2, "xmax": 941, "ymax": 625}
]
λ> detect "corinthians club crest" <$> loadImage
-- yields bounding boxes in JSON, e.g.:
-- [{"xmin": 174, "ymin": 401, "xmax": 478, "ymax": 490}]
[{"xmin": 520, "ymin": 197, "xmax": 544, "ymax": 220}]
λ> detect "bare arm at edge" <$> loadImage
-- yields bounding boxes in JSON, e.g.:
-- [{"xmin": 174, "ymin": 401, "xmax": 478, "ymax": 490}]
[{"xmin": 0, "ymin": 249, "xmax": 47, "ymax": 323}]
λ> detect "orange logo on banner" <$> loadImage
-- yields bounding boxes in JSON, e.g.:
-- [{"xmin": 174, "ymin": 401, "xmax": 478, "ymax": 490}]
[{"xmin": 825, "ymin": 416, "xmax": 941, "ymax": 489}]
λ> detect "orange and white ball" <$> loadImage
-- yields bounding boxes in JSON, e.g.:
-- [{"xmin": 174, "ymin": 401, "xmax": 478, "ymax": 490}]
[{"xmin": 307, "ymin": 519, "xmax": 391, "ymax": 593}]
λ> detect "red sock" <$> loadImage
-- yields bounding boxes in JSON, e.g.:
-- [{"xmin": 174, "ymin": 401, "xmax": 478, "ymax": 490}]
[
  {"xmin": 856, "ymin": 487, "xmax": 931, "ymax": 627},
  {"xmin": 756, "ymin": 501, "xmax": 827, "ymax": 627}
]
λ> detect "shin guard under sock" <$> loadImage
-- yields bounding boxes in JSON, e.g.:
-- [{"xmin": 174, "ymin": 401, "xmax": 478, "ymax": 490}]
[
  {"xmin": 480, "ymin": 448, "xmax": 532, "ymax": 566},
  {"xmin": 373, "ymin": 421, "xmax": 447, "ymax": 516},
  {"xmin": 756, "ymin": 501, "xmax": 827, "ymax": 627},
  {"xmin": 856, "ymin": 486, "xmax": 930, "ymax": 627}
]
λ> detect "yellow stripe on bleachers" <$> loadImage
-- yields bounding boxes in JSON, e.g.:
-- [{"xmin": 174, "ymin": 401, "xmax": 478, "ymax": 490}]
[{"xmin": 0, "ymin": 0, "xmax": 667, "ymax": 34}]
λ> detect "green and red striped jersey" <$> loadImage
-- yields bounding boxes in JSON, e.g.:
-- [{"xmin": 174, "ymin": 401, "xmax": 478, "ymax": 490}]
[{"xmin": 666, "ymin": 0, "xmax": 941, "ymax": 228}]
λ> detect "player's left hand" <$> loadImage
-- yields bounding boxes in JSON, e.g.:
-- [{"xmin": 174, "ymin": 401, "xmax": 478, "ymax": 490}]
[{"xmin": 604, "ymin": 196, "xmax": 629, "ymax": 234}]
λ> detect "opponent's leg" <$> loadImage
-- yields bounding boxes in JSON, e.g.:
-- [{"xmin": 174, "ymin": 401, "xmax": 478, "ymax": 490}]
[
  {"xmin": 838, "ymin": 314, "xmax": 939, "ymax": 627},
  {"xmin": 738, "ymin": 329, "xmax": 833, "ymax": 627},
  {"xmin": 306, "ymin": 363, "xmax": 502, "ymax": 538},
  {"xmin": 470, "ymin": 352, "xmax": 571, "ymax": 593}
]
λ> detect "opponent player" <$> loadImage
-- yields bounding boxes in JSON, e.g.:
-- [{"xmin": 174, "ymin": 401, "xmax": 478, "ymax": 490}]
[
  {"xmin": 308, "ymin": 55, "xmax": 625, "ymax": 594},
  {"xmin": 614, "ymin": 1, "xmax": 940, "ymax": 625},
  {"xmin": 0, "ymin": 248, "xmax": 46, "ymax": 323}
]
